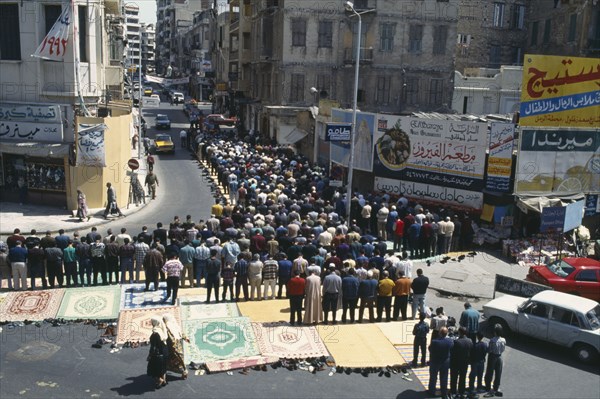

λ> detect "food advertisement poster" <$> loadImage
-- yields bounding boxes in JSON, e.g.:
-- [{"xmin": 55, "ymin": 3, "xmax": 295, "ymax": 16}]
[
  {"xmin": 329, "ymin": 109, "xmax": 374, "ymax": 172},
  {"xmin": 372, "ymin": 115, "xmax": 488, "ymax": 209},
  {"xmin": 515, "ymin": 128, "xmax": 600, "ymax": 195},
  {"xmin": 520, "ymin": 54, "xmax": 600, "ymax": 127}
]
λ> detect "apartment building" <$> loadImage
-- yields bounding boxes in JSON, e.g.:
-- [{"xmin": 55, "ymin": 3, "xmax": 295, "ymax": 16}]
[
  {"xmin": 141, "ymin": 23, "xmax": 156, "ymax": 73},
  {"xmin": 125, "ymin": 3, "xmax": 141, "ymax": 67}
]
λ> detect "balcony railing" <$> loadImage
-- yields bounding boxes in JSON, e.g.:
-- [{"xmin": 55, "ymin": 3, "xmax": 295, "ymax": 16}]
[{"xmin": 343, "ymin": 47, "xmax": 374, "ymax": 63}]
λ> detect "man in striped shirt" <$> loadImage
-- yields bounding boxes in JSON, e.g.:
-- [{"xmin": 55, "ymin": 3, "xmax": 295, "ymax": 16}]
[
  {"xmin": 134, "ymin": 237, "xmax": 149, "ymax": 284},
  {"xmin": 162, "ymin": 254, "xmax": 184, "ymax": 306},
  {"xmin": 262, "ymin": 254, "xmax": 278, "ymax": 300},
  {"xmin": 484, "ymin": 324, "xmax": 506, "ymax": 397}
]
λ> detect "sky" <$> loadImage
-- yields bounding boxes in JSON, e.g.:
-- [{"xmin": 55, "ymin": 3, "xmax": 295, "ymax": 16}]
[{"xmin": 135, "ymin": 0, "xmax": 227, "ymax": 24}]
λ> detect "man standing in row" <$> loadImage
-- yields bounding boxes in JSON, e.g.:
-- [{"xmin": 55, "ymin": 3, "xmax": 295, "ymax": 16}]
[
  {"xmin": 429, "ymin": 326, "xmax": 454, "ymax": 399},
  {"xmin": 322, "ymin": 266, "xmax": 342, "ymax": 324},
  {"xmin": 287, "ymin": 270, "xmax": 305, "ymax": 325}
]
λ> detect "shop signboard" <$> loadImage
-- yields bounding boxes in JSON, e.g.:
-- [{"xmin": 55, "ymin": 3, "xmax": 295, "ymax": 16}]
[
  {"xmin": 330, "ymin": 109, "xmax": 374, "ymax": 172},
  {"xmin": 486, "ymin": 122, "xmax": 515, "ymax": 192},
  {"xmin": 325, "ymin": 123, "xmax": 352, "ymax": 142},
  {"xmin": 540, "ymin": 206, "xmax": 566, "ymax": 233},
  {"xmin": 520, "ymin": 54, "xmax": 600, "ymax": 127},
  {"xmin": 0, "ymin": 103, "xmax": 64, "ymax": 142},
  {"xmin": 372, "ymin": 115, "xmax": 488, "ymax": 209},
  {"xmin": 585, "ymin": 194, "xmax": 599, "ymax": 216},
  {"xmin": 515, "ymin": 128, "xmax": 600, "ymax": 195}
]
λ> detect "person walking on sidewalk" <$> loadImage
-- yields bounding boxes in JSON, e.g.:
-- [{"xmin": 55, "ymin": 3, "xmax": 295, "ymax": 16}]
[
  {"xmin": 76, "ymin": 190, "xmax": 91, "ymax": 221},
  {"xmin": 145, "ymin": 171, "xmax": 159, "ymax": 200},
  {"xmin": 103, "ymin": 183, "xmax": 124, "ymax": 219}
]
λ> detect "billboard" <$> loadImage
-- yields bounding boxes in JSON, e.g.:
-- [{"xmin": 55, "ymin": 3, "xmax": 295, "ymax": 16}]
[
  {"xmin": 330, "ymin": 109, "xmax": 374, "ymax": 172},
  {"xmin": 486, "ymin": 122, "xmax": 515, "ymax": 192},
  {"xmin": 520, "ymin": 54, "xmax": 600, "ymax": 127},
  {"xmin": 515, "ymin": 128, "xmax": 600, "ymax": 195},
  {"xmin": 372, "ymin": 115, "xmax": 488, "ymax": 209}
]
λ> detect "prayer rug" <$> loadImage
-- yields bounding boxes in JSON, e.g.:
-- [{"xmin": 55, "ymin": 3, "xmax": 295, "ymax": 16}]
[
  {"xmin": 179, "ymin": 296, "xmax": 240, "ymax": 321},
  {"xmin": 252, "ymin": 322, "xmax": 329, "ymax": 359},
  {"xmin": 57, "ymin": 286, "xmax": 121, "ymax": 320},
  {"xmin": 183, "ymin": 317, "xmax": 259, "ymax": 363},
  {"xmin": 396, "ymin": 345, "xmax": 471, "ymax": 393},
  {"xmin": 237, "ymin": 299, "xmax": 290, "ymax": 323},
  {"xmin": 376, "ymin": 320, "xmax": 429, "ymax": 346},
  {"xmin": 117, "ymin": 306, "xmax": 181, "ymax": 344},
  {"xmin": 120, "ymin": 283, "xmax": 168, "ymax": 310},
  {"xmin": 0, "ymin": 289, "xmax": 65, "ymax": 322},
  {"xmin": 317, "ymin": 323, "xmax": 404, "ymax": 367},
  {"xmin": 205, "ymin": 355, "xmax": 279, "ymax": 373}
]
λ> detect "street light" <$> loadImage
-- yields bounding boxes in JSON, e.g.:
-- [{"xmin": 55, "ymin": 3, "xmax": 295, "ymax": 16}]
[{"xmin": 344, "ymin": 1, "xmax": 373, "ymax": 223}]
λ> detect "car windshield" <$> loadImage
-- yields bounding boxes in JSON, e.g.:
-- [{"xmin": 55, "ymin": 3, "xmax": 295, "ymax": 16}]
[
  {"xmin": 157, "ymin": 115, "xmax": 168, "ymax": 121},
  {"xmin": 156, "ymin": 135, "xmax": 170, "ymax": 141},
  {"xmin": 546, "ymin": 260, "xmax": 575, "ymax": 277},
  {"xmin": 586, "ymin": 305, "xmax": 600, "ymax": 330}
]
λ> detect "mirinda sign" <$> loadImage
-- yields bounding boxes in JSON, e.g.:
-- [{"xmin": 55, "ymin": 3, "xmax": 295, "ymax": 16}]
[{"xmin": 519, "ymin": 54, "xmax": 600, "ymax": 127}]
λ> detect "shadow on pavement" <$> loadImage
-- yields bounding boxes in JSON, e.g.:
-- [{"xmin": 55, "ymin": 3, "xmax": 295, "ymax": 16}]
[
  {"xmin": 396, "ymin": 389, "xmax": 428, "ymax": 399},
  {"xmin": 110, "ymin": 375, "xmax": 156, "ymax": 396}
]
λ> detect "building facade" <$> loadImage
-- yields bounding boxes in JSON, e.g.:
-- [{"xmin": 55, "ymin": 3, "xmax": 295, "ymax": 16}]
[
  {"xmin": 124, "ymin": 3, "xmax": 141, "ymax": 68},
  {"xmin": 141, "ymin": 23, "xmax": 156, "ymax": 74},
  {"xmin": 0, "ymin": 0, "xmax": 132, "ymax": 210}
]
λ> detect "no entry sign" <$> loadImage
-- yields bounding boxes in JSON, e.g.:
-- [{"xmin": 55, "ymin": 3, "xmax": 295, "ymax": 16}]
[{"xmin": 128, "ymin": 158, "xmax": 140, "ymax": 170}]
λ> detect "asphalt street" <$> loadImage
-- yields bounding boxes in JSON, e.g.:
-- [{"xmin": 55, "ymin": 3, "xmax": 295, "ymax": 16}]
[{"xmin": 0, "ymin": 96, "xmax": 598, "ymax": 398}]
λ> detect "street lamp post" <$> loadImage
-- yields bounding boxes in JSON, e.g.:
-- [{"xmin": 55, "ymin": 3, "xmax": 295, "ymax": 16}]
[{"xmin": 344, "ymin": 1, "xmax": 371, "ymax": 223}]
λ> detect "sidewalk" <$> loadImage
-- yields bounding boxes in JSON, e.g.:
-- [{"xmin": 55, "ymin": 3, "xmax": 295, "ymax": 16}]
[{"xmin": 0, "ymin": 148, "xmax": 151, "ymax": 237}]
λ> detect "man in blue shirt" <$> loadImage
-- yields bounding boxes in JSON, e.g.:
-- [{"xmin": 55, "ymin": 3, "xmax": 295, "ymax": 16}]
[
  {"xmin": 460, "ymin": 301, "xmax": 480, "ymax": 343},
  {"xmin": 358, "ymin": 271, "xmax": 378, "ymax": 323},
  {"xmin": 429, "ymin": 327, "xmax": 454, "ymax": 399},
  {"xmin": 277, "ymin": 253, "xmax": 292, "ymax": 299},
  {"xmin": 341, "ymin": 268, "xmax": 360, "ymax": 323},
  {"xmin": 8, "ymin": 241, "xmax": 28, "ymax": 290}
]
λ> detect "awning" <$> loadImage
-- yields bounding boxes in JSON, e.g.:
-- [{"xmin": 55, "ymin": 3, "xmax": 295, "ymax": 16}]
[
  {"xmin": 0, "ymin": 141, "xmax": 70, "ymax": 158},
  {"xmin": 516, "ymin": 194, "xmax": 585, "ymax": 214},
  {"xmin": 279, "ymin": 127, "xmax": 309, "ymax": 145}
]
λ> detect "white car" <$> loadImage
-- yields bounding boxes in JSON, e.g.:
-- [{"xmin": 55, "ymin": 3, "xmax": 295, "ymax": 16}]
[
  {"xmin": 482, "ymin": 290, "xmax": 600, "ymax": 362},
  {"xmin": 172, "ymin": 92, "xmax": 184, "ymax": 105}
]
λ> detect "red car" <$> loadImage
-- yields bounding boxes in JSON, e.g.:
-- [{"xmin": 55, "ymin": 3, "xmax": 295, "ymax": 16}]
[
  {"xmin": 206, "ymin": 114, "xmax": 237, "ymax": 126},
  {"xmin": 526, "ymin": 257, "xmax": 600, "ymax": 302}
]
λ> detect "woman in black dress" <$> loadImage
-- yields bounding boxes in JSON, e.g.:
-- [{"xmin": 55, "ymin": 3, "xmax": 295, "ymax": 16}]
[{"xmin": 147, "ymin": 317, "xmax": 169, "ymax": 389}]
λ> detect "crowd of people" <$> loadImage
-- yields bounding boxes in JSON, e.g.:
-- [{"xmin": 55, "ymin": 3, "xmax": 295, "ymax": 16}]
[{"xmin": 0, "ymin": 131, "xmax": 503, "ymax": 398}]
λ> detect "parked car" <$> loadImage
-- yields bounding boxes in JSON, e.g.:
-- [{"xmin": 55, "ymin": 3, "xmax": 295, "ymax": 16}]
[
  {"xmin": 171, "ymin": 92, "xmax": 185, "ymax": 105},
  {"xmin": 143, "ymin": 87, "xmax": 153, "ymax": 96},
  {"xmin": 155, "ymin": 114, "xmax": 171, "ymax": 129},
  {"xmin": 483, "ymin": 290, "xmax": 600, "ymax": 362},
  {"xmin": 526, "ymin": 257, "xmax": 600, "ymax": 302},
  {"xmin": 154, "ymin": 133, "xmax": 174, "ymax": 154}
]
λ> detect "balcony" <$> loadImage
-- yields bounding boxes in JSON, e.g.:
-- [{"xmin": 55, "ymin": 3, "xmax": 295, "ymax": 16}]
[
  {"xmin": 230, "ymin": 18, "xmax": 239, "ymax": 33},
  {"xmin": 343, "ymin": 47, "xmax": 374, "ymax": 64}
]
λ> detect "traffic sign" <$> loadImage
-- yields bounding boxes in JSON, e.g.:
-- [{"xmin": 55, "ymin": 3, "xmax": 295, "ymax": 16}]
[
  {"xmin": 325, "ymin": 123, "xmax": 352, "ymax": 142},
  {"xmin": 128, "ymin": 158, "xmax": 140, "ymax": 170}
]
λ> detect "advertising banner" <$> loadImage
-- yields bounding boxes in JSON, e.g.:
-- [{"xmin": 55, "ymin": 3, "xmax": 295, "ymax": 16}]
[
  {"xmin": 520, "ymin": 54, "xmax": 600, "ymax": 127},
  {"xmin": 32, "ymin": 4, "xmax": 71, "ymax": 61},
  {"xmin": 145, "ymin": 75, "xmax": 190, "ymax": 85},
  {"xmin": 325, "ymin": 123, "xmax": 352, "ymax": 142},
  {"xmin": 330, "ymin": 109, "xmax": 374, "ymax": 172},
  {"xmin": 515, "ymin": 128, "xmax": 600, "ymax": 195},
  {"xmin": 486, "ymin": 122, "xmax": 515, "ymax": 192},
  {"xmin": 372, "ymin": 115, "xmax": 488, "ymax": 209},
  {"xmin": 76, "ymin": 123, "xmax": 107, "ymax": 167}
]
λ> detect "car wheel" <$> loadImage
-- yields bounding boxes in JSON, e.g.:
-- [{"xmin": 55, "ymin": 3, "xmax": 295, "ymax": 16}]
[
  {"xmin": 574, "ymin": 343, "xmax": 598, "ymax": 363},
  {"xmin": 487, "ymin": 317, "xmax": 511, "ymax": 336}
]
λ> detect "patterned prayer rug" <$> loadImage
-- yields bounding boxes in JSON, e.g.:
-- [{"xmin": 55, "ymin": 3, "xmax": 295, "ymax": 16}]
[
  {"xmin": 0, "ymin": 289, "xmax": 65, "ymax": 322},
  {"xmin": 57, "ymin": 286, "xmax": 121, "ymax": 320},
  {"xmin": 396, "ymin": 345, "xmax": 471, "ymax": 393},
  {"xmin": 183, "ymin": 317, "xmax": 259, "ymax": 363},
  {"xmin": 252, "ymin": 322, "xmax": 329, "ymax": 359},
  {"xmin": 117, "ymin": 306, "xmax": 181, "ymax": 344},
  {"xmin": 120, "ymin": 283, "xmax": 168, "ymax": 310},
  {"xmin": 205, "ymin": 355, "xmax": 280, "ymax": 373},
  {"xmin": 179, "ymin": 296, "xmax": 240, "ymax": 321}
]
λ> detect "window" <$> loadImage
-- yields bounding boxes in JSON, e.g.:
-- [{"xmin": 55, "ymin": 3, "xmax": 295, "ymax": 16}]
[
  {"xmin": 409, "ymin": 25, "xmax": 423, "ymax": 53},
  {"xmin": 0, "ymin": 3, "xmax": 21, "ymax": 60},
  {"xmin": 575, "ymin": 270, "xmax": 598, "ymax": 282},
  {"xmin": 433, "ymin": 25, "xmax": 448, "ymax": 55},
  {"xmin": 290, "ymin": 73, "xmax": 304, "ymax": 102},
  {"xmin": 550, "ymin": 307, "xmax": 577, "ymax": 325},
  {"xmin": 543, "ymin": 19, "xmax": 551, "ymax": 44},
  {"xmin": 511, "ymin": 4, "xmax": 525, "ymax": 29},
  {"xmin": 568, "ymin": 14, "xmax": 577, "ymax": 42},
  {"xmin": 531, "ymin": 21, "xmax": 539, "ymax": 45},
  {"xmin": 318, "ymin": 20, "xmax": 333, "ymax": 48},
  {"xmin": 489, "ymin": 45, "xmax": 501, "ymax": 66},
  {"xmin": 512, "ymin": 46, "xmax": 523, "ymax": 65},
  {"xmin": 45, "ymin": 5, "xmax": 63, "ymax": 35},
  {"xmin": 316, "ymin": 73, "xmax": 331, "ymax": 97},
  {"xmin": 403, "ymin": 78, "xmax": 419, "ymax": 105},
  {"xmin": 429, "ymin": 78, "xmax": 444, "ymax": 106},
  {"xmin": 243, "ymin": 32, "xmax": 251, "ymax": 50},
  {"xmin": 379, "ymin": 23, "xmax": 395, "ymax": 52},
  {"xmin": 493, "ymin": 3, "xmax": 505, "ymax": 28},
  {"xmin": 291, "ymin": 18, "xmax": 306, "ymax": 47},
  {"xmin": 525, "ymin": 302, "xmax": 549, "ymax": 318},
  {"xmin": 79, "ymin": 6, "xmax": 88, "ymax": 62},
  {"xmin": 376, "ymin": 76, "xmax": 391, "ymax": 105},
  {"xmin": 457, "ymin": 34, "xmax": 472, "ymax": 45}
]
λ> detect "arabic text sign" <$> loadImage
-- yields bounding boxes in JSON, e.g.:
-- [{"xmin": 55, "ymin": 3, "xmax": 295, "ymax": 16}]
[
  {"xmin": 325, "ymin": 123, "xmax": 351, "ymax": 142},
  {"xmin": 585, "ymin": 194, "xmax": 599, "ymax": 216},
  {"xmin": 486, "ymin": 122, "xmax": 515, "ymax": 192},
  {"xmin": 32, "ymin": 5, "xmax": 71, "ymax": 61},
  {"xmin": 0, "ymin": 104, "xmax": 62, "ymax": 124},
  {"xmin": 520, "ymin": 54, "xmax": 600, "ymax": 127},
  {"xmin": 374, "ymin": 176, "xmax": 484, "ymax": 209},
  {"xmin": 76, "ymin": 123, "xmax": 107, "ymax": 167},
  {"xmin": 515, "ymin": 129, "xmax": 600, "ymax": 195},
  {"xmin": 540, "ymin": 206, "xmax": 566, "ymax": 233},
  {"xmin": 0, "ymin": 121, "xmax": 63, "ymax": 142}
]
